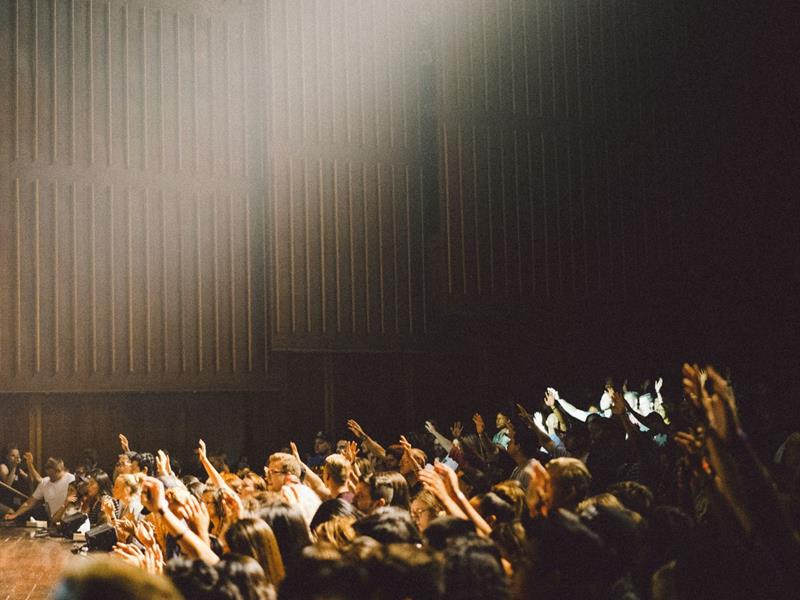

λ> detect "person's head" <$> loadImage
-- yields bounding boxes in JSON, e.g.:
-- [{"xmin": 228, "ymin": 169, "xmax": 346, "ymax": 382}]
[
  {"xmin": 114, "ymin": 453, "xmax": 135, "ymax": 478},
  {"xmin": 240, "ymin": 471, "xmax": 267, "ymax": 498},
  {"xmin": 256, "ymin": 501, "xmax": 312, "ymax": 574},
  {"xmin": 2, "ymin": 444, "xmax": 20, "ymax": 467},
  {"xmin": 491, "ymin": 480, "xmax": 526, "ymax": 519},
  {"xmin": 313, "ymin": 515, "xmax": 358, "ymax": 549},
  {"xmin": 496, "ymin": 412, "xmax": 511, "ymax": 430},
  {"xmin": 84, "ymin": 469, "xmax": 113, "ymax": 501},
  {"xmin": 224, "ymin": 517, "xmax": 285, "ymax": 586},
  {"xmin": 355, "ymin": 472, "xmax": 411, "ymax": 513},
  {"xmin": 309, "ymin": 498, "xmax": 363, "ymax": 532},
  {"xmin": 80, "ymin": 449, "xmax": 98, "ymax": 470},
  {"xmin": 113, "ymin": 474, "xmax": 143, "ymax": 503},
  {"xmin": 218, "ymin": 554, "xmax": 275, "ymax": 600},
  {"xmin": 313, "ymin": 432, "xmax": 333, "ymax": 456},
  {"xmin": 363, "ymin": 543, "xmax": 443, "ymax": 600},
  {"xmin": 607, "ymin": 481, "xmax": 655, "ymax": 517},
  {"xmin": 322, "ymin": 454, "xmax": 351, "ymax": 490},
  {"xmin": 410, "ymin": 489, "xmax": 444, "ymax": 532},
  {"xmin": 576, "ymin": 493, "xmax": 625, "ymax": 514},
  {"xmin": 266, "ymin": 453, "xmax": 301, "ymax": 492},
  {"xmin": 353, "ymin": 506, "xmax": 422, "ymax": 545},
  {"xmin": 423, "ymin": 516, "xmax": 478, "ymax": 551},
  {"xmin": 202, "ymin": 487, "xmax": 226, "ymax": 533},
  {"xmin": 53, "ymin": 557, "xmax": 181, "ymax": 600},
  {"xmin": 443, "ymin": 535, "xmax": 509, "ymax": 600},
  {"xmin": 506, "ymin": 429, "xmax": 539, "ymax": 463},
  {"xmin": 546, "ymin": 458, "xmax": 592, "ymax": 512},
  {"xmin": 167, "ymin": 557, "xmax": 248, "ymax": 600},
  {"xmin": 399, "ymin": 448, "xmax": 427, "ymax": 476},
  {"xmin": 132, "ymin": 452, "xmax": 154, "ymax": 476},
  {"xmin": 44, "ymin": 457, "xmax": 67, "ymax": 481},
  {"xmin": 563, "ymin": 426, "xmax": 590, "ymax": 456},
  {"xmin": 476, "ymin": 492, "xmax": 516, "ymax": 528},
  {"xmin": 518, "ymin": 509, "xmax": 615, "ymax": 600}
]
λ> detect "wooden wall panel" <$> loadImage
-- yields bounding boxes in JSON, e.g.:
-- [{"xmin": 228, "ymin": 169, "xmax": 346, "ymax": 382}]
[
  {"xmin": 0, "ymin": 1, "xmax": 270, "ymax": 391},
  {"xmin": 265, "ymin": 0, "xmax": 429, "ymax": 350},
  {"xmin": 435, "ymin": 0, "xmax": 691, "ymax": 307}
]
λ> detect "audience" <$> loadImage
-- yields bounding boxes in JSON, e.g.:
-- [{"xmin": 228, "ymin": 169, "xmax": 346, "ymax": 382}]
[{"xmin": 7, "ymin": 361, "xmax": 800, "ymax": 600}]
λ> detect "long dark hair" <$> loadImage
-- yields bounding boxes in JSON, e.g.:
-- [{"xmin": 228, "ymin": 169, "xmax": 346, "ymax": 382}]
[
  {"xmin": 256, "ymin": 501, "xmax": 311, "ymax": 576},
  {"xmin": 88, "ymin": 469, "xmax": 114, "ymax": 498}
]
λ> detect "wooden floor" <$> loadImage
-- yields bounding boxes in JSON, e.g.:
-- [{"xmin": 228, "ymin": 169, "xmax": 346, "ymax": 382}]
[{"xmin": 0, "ymin": 525, "xmax": 76, "ymax": 600}]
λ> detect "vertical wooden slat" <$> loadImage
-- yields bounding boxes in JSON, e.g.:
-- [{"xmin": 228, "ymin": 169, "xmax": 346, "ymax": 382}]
[
  {"xmin": 271, "ymin": 156, "xmax": 280, "ymax": 334},
  {"xmin": 88, "ymin": 0, "xmax": 94, "ymax": 165},
  {"xmin": 241, "ymin": 21, "xmax": 248, "ymax": 177},
  {"xmin": 304, "ymin": 160, "xmax": 312, "ymax": 333},
  {"xmin": 53, "ymin": 183, "xmax": 59, "ymax": 373},
  {"xmin": 72, "ymin": 182, "xmax": 78, "ymax": 373},
  {"xmin": 123, "ymin": 3, "xmax": 129, "ymax": 167},
  {"xmin": 404, "ymin": 165, "xmax": 413, "ymax": 333},
  {"xmin": 472, "ymin": 126, "xmax": 481, "ymax": 295},
  {"xmin": 443, "ymin": 122, "xmax": 452, "ymax": 294},
  {"xmin": 362, "ymin": 162, "xmax": 370, "ymax": 334},
  {"xmin": 212, "ymin": 192, "xmax": 220, "ymax": 371},
  {"xmin": 52, "ymin": 0, "xmax": 58, "ymax": 163},
  {"xmin": 34, "ymin": 180, "xmax": 41, "ymax": 373},
  {"xmin": 177, "ymin": 193, "xmax": 186, "ymax": 373},
  {"xmin": 224, "ymin": 22, "xmax": 231, "ymax": 174},
  {"xmin": 391, "ymin": 164, "xmax": 398, "ymax": 333},
  {"xmin": 90, "ymin": 184, "xmax": 97, "ymax": 372},
  {"xmin": 192, "ymin": 14, "xmax": 198, "ymax": 172},
  {"xmin": 70, "ymin": 0, "xmax": 75, "ymax": 164},
  {"xmin": 144, "ymin": 189, "xmax": 151, "ymax": 373},
  {"xmin": 457, "ymin": 124, "xmax": 466, "ymax": 294},
  {"xmin": 142, "ymin": 6, "xmax": 148, "ymax": 170},
  {"xmin": 15, "ymin": 178, "xmax": 21, "ymax": 374},
  {"xmin": 127, "ymin": 187, "xmax": 133, "ymax": 372},
  {"xmin": 419, "ymin": 166, "xmax": 427, "ymax": 333},
  {"xmin": 527, "ymin": 131, "xmax": 535, "ymax": 294},
  {"xmin": 158, "ymin": 9, "xmax": 164, "ymax": 170},
  {"xmin": 161, "ymin": 191, "xmax": 168, "ymax": 372},
  {"xmin": 195, "ymin": 191, "xmax": 203, "ymax": 372},
  {"xmin": 245, "ymin": 192, "xmax": 253, "ymax": 371},
  {"xmin": 109, "ymin": 185, "xmax": 115, "ymax": 373},
  {"xmin": 486, "ymin": 129, "xmax": 494, "ymax": 295},
  {"xmin": 513, "ymin": 129, "xmax": 522, "ymax": 294},
  {"xmin": 106, "ymin": 1, "xmax": 111, "ymax": 166},
  {"xmin": 318, "ymin": 159, "xmax": 327, "ymax": 334},
  {"xmin": 347, "ymin": 162, "xmax": 355, "ymax": 333},
  {"xmin": 288, "ymin": 159, "xmax": 296, "ymax": 334},
  {"xmin": 33, "ymin": 0, "xmax": 39, "ymax": 161},
  {"xmin": 333, "ymin": 159, "xmax": 341, "ymax": 333},
  {"xmin": 176, "ymin": 13, "xmax": 181, "ymax": 170},
  {"xmin": 229, "ymin": 194, "xmax": 237, "ymax": 372},
  {"xmin": 14, "ymin": 0, "xmax": 19, "ymax": 161},
  {"xmin": 377, "ymin": 163, "xmax": 385, "ymax": 333}
]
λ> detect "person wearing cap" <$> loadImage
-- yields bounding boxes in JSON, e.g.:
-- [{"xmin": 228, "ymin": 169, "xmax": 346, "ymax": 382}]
[
  {"xmin": 3, "ymin": 456, "xmax": 75, "ymax": 523},
  {"xmin": 306, "ymin": 431, "xmax": 333, "ymax": 472}
]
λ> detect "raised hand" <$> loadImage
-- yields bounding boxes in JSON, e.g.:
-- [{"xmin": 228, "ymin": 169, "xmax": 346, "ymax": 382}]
[
  {"xmin": 140, "ymin": 477, "xmax": 167, "ymax": 514},
  {"xmin": 196, "ymin": 439, "xmax": 207, "ymax": 461},
  {"xmin": 610, "ymin": 388, "xmax": 627, "ymax": 416},
  {"xmin": 179, "ymin": 494, "xmax": 211, "ymax": 539},
  {"xmin": 472, "ymin": 413, "xmax": 485, "ymax": 434},
  {"xmin": 347, "ymin": 419, "xmax": 366, "ymax": 439},
  {"xmin": 424, "ymin": 420, "xmax": 438, "ymax": 435},
  {"xmin": 674, "ymin": 429, "xmax": 705, "ymax": 455},
  {"xmin": 417, "ymin": 467, "xmax": 448, "ymax": 501},
  {"xmin": 655, "ymin": 377, "xmax": 663, "ymax": 394},
  {"xmin": 450, "ymin": 421, "xmax": 463, "ymax": 438},
  {"xmin": 119, "ymin": 434, "xmax": 130, "ymax": 453},
  {"xmin": 143, "ymin": 544, "xmax": 164, "ymax": 575},
  {"xmin": 155, "ymin": 450, "xmax": 169, "ymax": 477},
  {"xmin": 517, "ymin": 403, "xmax": 534, "ymax": 423},
  {"xmin": 101, "ymin": 496, "xmax": 117, "ymax": 521},
  {"xmin": 704, "ymin": 365, "xmax": 741, "ymax": 442},
  {"xmin": 543, "ymin": 389, "xmax": 556, "ymax": 408},
  {"xmin": 289, "ymin": 441, "xmax": 302, "ymax": 464},
  {"xmin": 112, "ymin": 542, "xmax": 146, "ymax": 569},
  {"xmin": 342, "ymin": 441, "xmax": 359, "ymax": 464},
  {"xmin": 533, "ymin": 411, "xmax": 545, "ymax": 429},
  {"xmin": 22, "ymin": 451, "xmax": 34, "ymax": 465},
  {"xmin": 433, "ymin": 462, "xmax": 460, "ymax": 498},
  {"xmin": 399, "ymin": 435, "xmax": 413, "ymax": 453}
]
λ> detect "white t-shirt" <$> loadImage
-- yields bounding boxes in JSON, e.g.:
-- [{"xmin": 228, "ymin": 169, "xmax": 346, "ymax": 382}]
[
  {"xmin": 32, "ymin": 473, "xmax": 75, "ymax": 516},
  {"xmin": 280, "ymin": 481, "xmax": 321, "ymax": 526}
]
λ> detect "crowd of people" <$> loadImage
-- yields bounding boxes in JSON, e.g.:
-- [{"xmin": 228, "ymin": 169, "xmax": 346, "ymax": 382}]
[{"xmin": 2, "ymin": 363, "xmax": 799, "ymax": 599}]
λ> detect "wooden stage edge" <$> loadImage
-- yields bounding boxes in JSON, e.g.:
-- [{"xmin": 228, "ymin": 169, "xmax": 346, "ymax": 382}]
[{"xmin": 0, "ymin": 524, "xmax": 82, "ymax": 600}]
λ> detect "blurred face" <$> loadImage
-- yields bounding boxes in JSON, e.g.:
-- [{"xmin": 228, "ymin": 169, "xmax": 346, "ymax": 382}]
[
  {"xmin": 410, "ymin": 498, "xmax": 436, "ymax": 531},
  {"xmin": 354, "ymin": 482, "xmax": 377, "ymax": 513},
  {"xmin": 6, "ymin": 448, "xmax": 21, "ymax": 466},
  {"xmin": 496, "ymin": 413, "xmax": 509, "ymax": 429},
  {"xmin": 399, "ymin": 453, "xmax": 416, "ymax": 475},
  {"xmin": 266, "ymin": 461, "xmax": 287, "ymax": 492},
  {"xmin": 383, "ymin": 454, "xmax": 399, "ymax": 471},
  {"xmin": 314, "ymin": 438, "xmax": 332, "ymax": 455},
  {"xmin": 113, "ymin": 477, "xmax": 128, "ymax": 501},
  {"xmin": 116, "ymin": 454, "xmax": 133, "ymax": 475},
  {"xmin": 86, "ymin": 478, "xmax": 100, "ymax": 499}
]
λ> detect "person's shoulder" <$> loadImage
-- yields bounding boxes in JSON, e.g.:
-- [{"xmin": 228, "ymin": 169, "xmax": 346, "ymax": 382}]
[{"xmin": 64, "ymin": 472, "xmax": 76, "ymax": 483}]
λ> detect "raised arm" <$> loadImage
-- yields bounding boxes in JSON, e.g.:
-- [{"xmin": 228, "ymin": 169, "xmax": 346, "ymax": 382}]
[
  {"xmin": 290, "ymin": 441, "xmax": 330, "ymax": 500},
  {"xmin": 347, "ymin": 419, "xmax": 386, "ymax": 459},
  {"xmin": 424, "ymin": 421, "xmax": 454, "ymax": 454},
  {"xmin": 196, "ymin": 439, "xmax": 233, "ymax": 493}
]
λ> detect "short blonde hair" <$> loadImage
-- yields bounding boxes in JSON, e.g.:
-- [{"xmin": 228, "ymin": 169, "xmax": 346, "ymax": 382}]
[{"xmin": 268, "ymin": 453, "xmax": 302, "ymax": 478}]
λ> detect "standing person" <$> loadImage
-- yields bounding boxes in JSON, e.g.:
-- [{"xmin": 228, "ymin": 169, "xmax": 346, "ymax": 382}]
[
  {"xmin": 306, "ymin": 432, "xmax": 333, "ymax": 472},
  {"xmin": 266, "ymin": 453, "xmax": 321, "ymax": 526},
  {"xmin": 493, "ymin": 412, "xmax": 513, "ymax": 449},
  {"xmin": 0, "ymin": 445, "xmax": 35, "ymax": 516},
  {"xmin": 3, "ymin": 457, "xmax": 75, "ymax": 523}
]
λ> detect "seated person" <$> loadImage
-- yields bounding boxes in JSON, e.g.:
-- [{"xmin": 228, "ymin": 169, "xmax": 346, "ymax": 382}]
[
  {"xmin": 4, "ymin": 457, "xmax": 75, "ymax": 523},
  {"xmin": 0, "ymin": 445, "xmax": 37, "ymax": 516}
]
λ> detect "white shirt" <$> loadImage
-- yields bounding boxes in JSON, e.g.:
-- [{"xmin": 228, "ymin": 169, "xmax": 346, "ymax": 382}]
[
  {"xmin": 32, "ymin": 473, "xmax": 75, "ymax": 516},
  {"xmin": 280, "ymin": 481, "xmax": 322, "ymax": 526}
]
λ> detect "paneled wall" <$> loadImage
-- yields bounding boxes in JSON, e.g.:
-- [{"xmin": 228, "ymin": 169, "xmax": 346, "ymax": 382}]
[
  {"xmin": 434, "ymin": 0, "xmax": 691, "ymax": 309},
  {"xmin": 0, "ymin": 0, "xmax": 270, "ymax": 391},
  {"xmin": 266, "ymin": 0, "xmax": 431, "ymax": 349}
]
